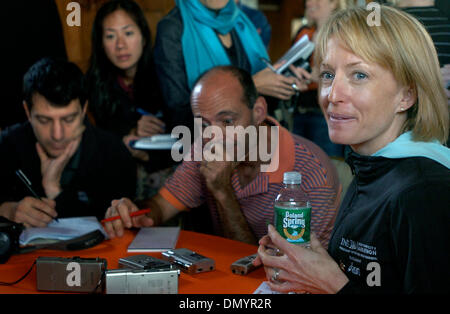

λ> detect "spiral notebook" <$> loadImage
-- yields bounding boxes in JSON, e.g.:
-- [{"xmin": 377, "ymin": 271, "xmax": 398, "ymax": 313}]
[{"xmin": 127, "ymin": 227, "xmax": 180, "ymax": 252}]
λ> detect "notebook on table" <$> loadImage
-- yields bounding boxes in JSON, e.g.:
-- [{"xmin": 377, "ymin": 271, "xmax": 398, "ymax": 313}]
[
  {"xmin": 19, "ymin": 216, "xmax": 107, "ymax": 245},
  {"xmin": 127, "ymin": 227, "xmax": 180, "ymax": 252}
]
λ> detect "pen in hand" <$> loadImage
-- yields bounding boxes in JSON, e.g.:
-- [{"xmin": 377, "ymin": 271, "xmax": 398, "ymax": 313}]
[
  {"xmin": 15, "ymin": 169, "xmax": 58, "ymax": 222},
  {"xmin": 260, "ymin": 57, "xmax": 277, "ymax": 73},
  {"xmin": 137, "ymin": 108, "xmax": 164, "ymax": 119},
  {"xmin": 101, "ymin": 209, "xmax": 151, "ymax": 224}
]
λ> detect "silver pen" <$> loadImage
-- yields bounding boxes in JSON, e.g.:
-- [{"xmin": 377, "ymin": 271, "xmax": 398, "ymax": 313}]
[{"xmin": 260, "ymin": 57, "xmax": 277, "ymax": 73}]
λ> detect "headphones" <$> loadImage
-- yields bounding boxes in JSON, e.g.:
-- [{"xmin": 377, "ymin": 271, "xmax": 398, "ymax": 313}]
[{"xmin": 0, "ymin": 217, "xmax": 24, "ymax": 264}]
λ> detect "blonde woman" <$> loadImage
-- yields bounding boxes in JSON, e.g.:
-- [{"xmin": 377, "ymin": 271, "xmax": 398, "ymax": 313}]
[{"xmin": 255, "ymin": 5, "xmax": 450, "ymax": 294}]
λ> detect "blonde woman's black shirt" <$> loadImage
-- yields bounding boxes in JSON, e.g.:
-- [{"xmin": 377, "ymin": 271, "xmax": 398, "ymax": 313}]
[{"xmin": 329, "ymin": 151, "xmax": 450, "ymax": 293}]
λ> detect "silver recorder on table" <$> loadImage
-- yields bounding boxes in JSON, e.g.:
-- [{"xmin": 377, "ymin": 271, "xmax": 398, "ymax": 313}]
[
  {"xmin": 161, "ymin": 248, "xmax": 215, "ymax": 274},
  {"xmin": 105, "ymin": 255, "xmax": 179, "ymax": 294}
]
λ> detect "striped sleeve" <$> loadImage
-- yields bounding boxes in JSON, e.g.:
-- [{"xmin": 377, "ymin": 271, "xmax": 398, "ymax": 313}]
[
  {"xmin": 161, "ymin": 159, "xmax": 206, "ymax": 210},
  {"xmin": 403, "ymin": 7, "xmax": 450, "ymax": 65}
]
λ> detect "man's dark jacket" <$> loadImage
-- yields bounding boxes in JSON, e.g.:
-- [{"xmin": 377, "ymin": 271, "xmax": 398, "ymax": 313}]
[{"xmin": 0, "ymin": 121, "xmax": 136, "ymax": 220}]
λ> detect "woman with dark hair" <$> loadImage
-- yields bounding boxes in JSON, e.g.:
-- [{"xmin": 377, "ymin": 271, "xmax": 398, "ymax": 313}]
[
  {"xmin": 86, "ymin": 0, "xmax": 172, "ymax": 199},
  {"xmin": 86, "ymin": 0, "xmax": 164, "ymax": 145}
]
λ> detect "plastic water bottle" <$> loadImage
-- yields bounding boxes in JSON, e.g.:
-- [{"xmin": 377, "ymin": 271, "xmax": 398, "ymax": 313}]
[{"xmin": 274, "ymin": 172, "xmax": 311, "ymax": 247}]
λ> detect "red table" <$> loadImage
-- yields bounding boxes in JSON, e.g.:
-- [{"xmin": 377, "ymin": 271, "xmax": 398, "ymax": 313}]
[{"xmin": 0, "ymin": 229, "xmax": 266, "ymax": 294}]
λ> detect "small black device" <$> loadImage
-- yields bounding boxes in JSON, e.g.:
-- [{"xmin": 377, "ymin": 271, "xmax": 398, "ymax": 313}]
[
  {"xmin": 0, "ymin": 217, "xmax": 24, "ymax": 264},
  {"xmin": 161, "ymin": 248, "xmax": 215, "ymax": 274},
  {"xmin": 230, "ymin": 253, "xmax": 261, "ymax": 275},
  {"xmin": 118, "ymin": 254, "xmax": 176, "ymax": 272},
  {"xmin": 36, "ymin": 256, "xmax": 107, "ymax": 293}
]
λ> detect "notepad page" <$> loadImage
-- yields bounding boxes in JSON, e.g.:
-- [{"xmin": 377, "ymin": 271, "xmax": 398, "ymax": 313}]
[
  {"xmin": 19, "ymin": 216, "xmax": 107, "ymax": 245},
  {"xmin": 127, "ymin": 227, "xmax": 180, "ymax": 252}
]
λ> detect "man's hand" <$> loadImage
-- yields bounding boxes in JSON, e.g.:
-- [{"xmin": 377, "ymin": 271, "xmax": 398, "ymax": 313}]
[
  {"xmin": 103, "ymin": 198, "xmax": 155, "ymax": 238},
  {"xmin": 36, "ymin": 126, "xmax": 84, "ymax": 200},
  {"xmin": 123, "ymin": 134, "xmax": 150, "ymax": 162},
  {"xmin": 199, "ymin": 160, "xmax": 257, "ymax": 244},
  {"xmin": 136, "ymin": 115, "xmax": 166, "ymax": 137},
  {"xmin": 199, "ymin": 160, "xmax": 237, "ymax": 200},
  {"xmin": 0, "ymin": 197, "xmax": 57, "ymax": 228}
]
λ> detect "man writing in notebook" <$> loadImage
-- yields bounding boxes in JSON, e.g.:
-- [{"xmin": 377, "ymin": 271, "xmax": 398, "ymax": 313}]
[
  {"xmin": 0, "ymin": 58, "xmax": 136, "ymax": 227},
  {"xmin": 104, "ymin": 66, "xmax": 340, "ymax": 246}
]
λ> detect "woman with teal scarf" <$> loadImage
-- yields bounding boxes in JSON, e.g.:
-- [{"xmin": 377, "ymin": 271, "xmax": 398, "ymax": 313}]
[
  {"xmin": 154, "ymin": 0, "xmax": 309, "ymax": 130},
  {"xmin": 254, "ymin": 6, "xmax": 450, "ymax": 294}
]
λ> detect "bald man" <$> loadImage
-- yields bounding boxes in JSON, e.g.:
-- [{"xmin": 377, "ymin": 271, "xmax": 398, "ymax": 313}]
[{"xmin": 104, "ymin": 66, "xmax": 340, "ymax": 246}]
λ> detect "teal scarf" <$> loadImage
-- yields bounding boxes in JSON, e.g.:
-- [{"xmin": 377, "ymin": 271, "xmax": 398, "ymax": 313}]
[
  {"xmin": 176, "ymin": 0, "xmax": 269, "ymax": 89},
  {"xmin": 372, "ymin": 131, "xmax": 450, "ymax": 169}
]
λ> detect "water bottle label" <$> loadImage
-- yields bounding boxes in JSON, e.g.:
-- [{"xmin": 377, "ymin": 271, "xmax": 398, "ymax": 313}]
[{"xmin": 274, "ymin": 206, "xmax": 311, "ymax": 244}]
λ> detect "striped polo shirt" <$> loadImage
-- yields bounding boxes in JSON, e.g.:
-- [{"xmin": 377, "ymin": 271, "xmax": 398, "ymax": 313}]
[
  {"xmin": 402, "ymin": 6, "xmax": 450, "ymax": 66},
  {"xmin": 159, "ymin": 118, "xmax": 341, "ymax": 247}
]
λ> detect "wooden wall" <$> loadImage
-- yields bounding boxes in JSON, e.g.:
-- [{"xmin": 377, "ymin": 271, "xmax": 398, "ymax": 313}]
[
  {"xmin": 55, "ymin": 0, "xmax": 304, "ymax": 72},
  {"xmin": 260, "ymin": 0, "xmax": 305, "ymax": 62}
]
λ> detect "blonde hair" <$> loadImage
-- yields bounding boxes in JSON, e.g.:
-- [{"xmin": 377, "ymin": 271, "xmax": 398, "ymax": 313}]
[{"xmin": 315, "ymin": 5, "xmax": 449, "ymax": 143}]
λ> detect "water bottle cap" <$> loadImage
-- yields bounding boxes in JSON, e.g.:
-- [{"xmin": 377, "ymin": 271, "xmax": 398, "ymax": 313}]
[{"xmin": 283, "ymin": 172, "xmax": 301, "ymax": 185}]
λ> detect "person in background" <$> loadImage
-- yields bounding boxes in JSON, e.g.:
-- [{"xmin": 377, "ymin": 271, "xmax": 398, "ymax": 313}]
[
  {"xmin": 391, "ymin": 0, "xmax": 449, "ymax": 66},
  {"xmin": 390, "ymin": 0, "xmax": 450, "ymax": 146},
  {"xmin": 254, "ymin": 6, "xmax": 450, "ymax": 294},
  {"xmin": 291, "ymin": 0, "xmax": 354, "ymax": 158},
  {"xmin": 442, "ymin": 64, "xmax": 450, "ymax": 107},
  {"xmin": 0, "ymin": 58, "xmax": 136, "ymax": 227},
  {"xmin": 86, "ymin": 0, "xmax": 174, "ymax": 200},
  {"xmin": 103, "ymin": 66, "xmax": 340, "ymax": 247},
  {"xmin": 235, "ymin": 0, "xmax": 272, "ymax": 48},
  {"xmin": 435, "ymin": 0, "xmax": 450, "ymax": 19},
  {"xmin": 154, "ymin": 0, "xmax": 310, "ymax": 132}
]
